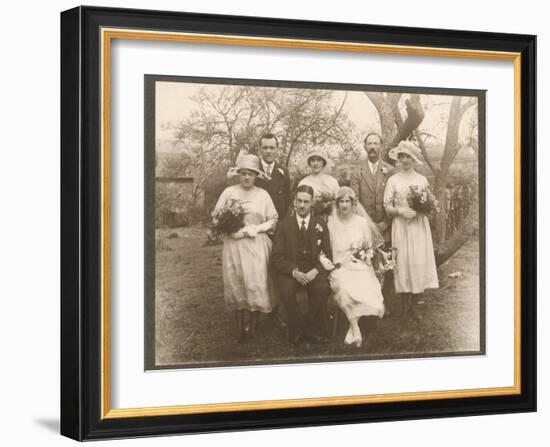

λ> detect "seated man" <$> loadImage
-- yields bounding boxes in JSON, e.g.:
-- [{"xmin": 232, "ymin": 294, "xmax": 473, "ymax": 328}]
[{"xmin": 271, "ymin": 185, "xmax": 332, "ymax": 346}]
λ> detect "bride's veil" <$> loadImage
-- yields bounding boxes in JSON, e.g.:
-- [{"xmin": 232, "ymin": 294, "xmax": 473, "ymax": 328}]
[{"xmin": 328, "ymin": 187, "xmax": 385, "ymax": 256}]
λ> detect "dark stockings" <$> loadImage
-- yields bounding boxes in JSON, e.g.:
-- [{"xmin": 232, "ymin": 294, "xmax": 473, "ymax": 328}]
[
  {"xmin": 235, "ymin": 310, "xmax": 260, "ymax": 343},
  {"xmin": 401, "ymin": 293, "xmax": 423, "ymax": 321}
]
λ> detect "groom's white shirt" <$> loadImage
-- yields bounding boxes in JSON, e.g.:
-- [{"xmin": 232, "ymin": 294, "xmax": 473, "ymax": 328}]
[{"xmin": 295, "ymin": 213, "xmax": 311, "ymax": 230}]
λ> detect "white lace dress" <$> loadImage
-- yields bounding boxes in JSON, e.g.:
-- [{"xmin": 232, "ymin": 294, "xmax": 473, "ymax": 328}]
[{"xmin": 327, "ymin": 213, "xmax": 385, "ymax": 345}]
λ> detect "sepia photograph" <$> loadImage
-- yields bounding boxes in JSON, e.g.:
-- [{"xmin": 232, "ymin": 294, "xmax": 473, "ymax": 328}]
[{"xmin": 144, "ymin": 75, "xmax": 485, "ymax": 369}]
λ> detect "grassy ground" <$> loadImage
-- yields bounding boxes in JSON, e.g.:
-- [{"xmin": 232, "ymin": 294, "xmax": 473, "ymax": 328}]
[{"xmin": 154, "ymin": 226, "xmax": 481, "ymax": 368}]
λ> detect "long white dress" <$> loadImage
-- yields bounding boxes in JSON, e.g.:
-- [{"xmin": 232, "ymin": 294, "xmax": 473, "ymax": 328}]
[
  {"xmin": 327, "ymin": 213, "xmax": 385, "ymax": 345},
  {"xmin": 213, "ymin": 185, "xmax": 278, "ymax": 313},
  {"xmin": 383, "ymin": 171, "xmax": 439, "ymax": 293}
]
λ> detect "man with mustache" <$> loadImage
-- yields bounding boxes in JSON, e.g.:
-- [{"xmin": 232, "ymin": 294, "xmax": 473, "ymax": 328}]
[
  {"xmin": 350, "ymin": 132, "xmax": 394, "ymax": 233},
  {"xmin": 350, "ymin": 132, "xmax": 395, "ymax": 314}
]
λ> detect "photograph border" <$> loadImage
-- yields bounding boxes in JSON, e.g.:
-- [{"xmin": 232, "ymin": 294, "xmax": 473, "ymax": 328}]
[
  {"xmin": 144, "ymin": 74, "xmax": 487, "ymax": 371},
  {"xmin": 60, "ymin": 5, "xmax": 536, "ymax": 441}
]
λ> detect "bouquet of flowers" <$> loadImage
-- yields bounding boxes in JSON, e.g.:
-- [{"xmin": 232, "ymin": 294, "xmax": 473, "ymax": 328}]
[
  {"xmin": 319, "ymin": 243, "xmax": 395, "ymax": 280},
  {"xmin": 406, "ymin": 185, "xmax": 439, "ymax": 218},
  {"xmin": 372, "ymin": 244, "xmax": 396, "ymax": 275},
  {"xmin": 312, "ymin": 192, "xmax": 335, "ymax": 219},
  {"xmin": 206, "ymin": 199, "xmax": 246, "ymax": 241},
  {"xmin": 351, "ymin": 244, "xmax": 375, "ymax": 265}
]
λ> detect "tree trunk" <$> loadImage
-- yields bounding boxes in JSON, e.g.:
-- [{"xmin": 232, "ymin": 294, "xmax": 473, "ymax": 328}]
[
  {"xmin": 436, "ymin": 215, "xmax": 475, "ymax": 266},
  {"xmin": 364, "ymin": 93, "xmax": 477, "ymax": 265},
  {"xmin": 387, "ymin": 95, "xmax": 425, "ymax": 155},
  {"xmin": 365, "ymin": 93, "xmax": 425, "ymax": 164},
  {"xmin": 364, "ymin": 92, "xmax": 398, "ymax": 158},
  {"xmin": 433, "ymin": 96, "xmax": 467, "ymax": 250}
]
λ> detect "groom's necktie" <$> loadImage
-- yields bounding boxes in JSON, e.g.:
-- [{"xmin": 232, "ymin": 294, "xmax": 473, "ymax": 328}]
[{"xmin": 300, "ymin": 219, "xmax": 307, "ymax": 237}]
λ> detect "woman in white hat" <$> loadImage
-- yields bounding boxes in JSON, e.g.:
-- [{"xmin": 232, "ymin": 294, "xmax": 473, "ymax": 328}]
[
  {"xmin": 213, "ymin": 154, "xmax": 279, "ymax": 342},
  {"xmin": 298, "ymin": 150, "xmax": 340, "ymax": 200},
  {"xmin": 383, "ymin": 141, "xmax": 439, "ymax": 320}
]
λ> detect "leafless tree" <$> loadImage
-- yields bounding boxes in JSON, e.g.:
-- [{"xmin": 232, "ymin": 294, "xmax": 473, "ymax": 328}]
[
  {"xmin": 169, "ymin": 85, "xmax": 357, "ymax": 203},
  {"xmin": 364, "ymin": 92, "xmax": 478, "ymax": 264}
]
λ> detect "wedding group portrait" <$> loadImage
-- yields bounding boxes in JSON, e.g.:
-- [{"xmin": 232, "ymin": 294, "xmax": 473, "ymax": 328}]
[{"xmin": 145, "ymin": 76, "xmax": 485, "ymax": 369}]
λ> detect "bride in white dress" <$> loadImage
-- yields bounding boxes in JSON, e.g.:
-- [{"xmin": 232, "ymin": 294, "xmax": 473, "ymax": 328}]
[{"xmin": 321, "ymin": 186, "xmax": 385, "ymax": 346}]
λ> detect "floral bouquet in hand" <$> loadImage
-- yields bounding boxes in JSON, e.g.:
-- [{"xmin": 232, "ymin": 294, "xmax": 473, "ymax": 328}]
[
  {"xmin": 312, "ymin": 192, "xmax": 335, "ymax": 220},
  {"xmin": 207, "ymin": 198, "xmax": 246, "ymax": 242},
  {"xmin": 372, "ymin": 243, "xmax": 396, "ymax": 282},
  {"xmin": 406, "ymin": 185, "xmax": 439, "ymax": 218},
  {"xmin": 351, "ymin": 244, "xmax": 375, "ymax": 266}
]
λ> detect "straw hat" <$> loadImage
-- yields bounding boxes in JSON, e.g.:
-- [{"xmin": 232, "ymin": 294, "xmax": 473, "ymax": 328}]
[
  {"xmin": 235, "ymin": 154, "xmax": 263, "ymax": 175},
  {"xmin": 388, "ymin": 140, "xmax": 423, "ymax": 164},
  {"xmin": 305, "ymin": 150, "xmax": 329, "ymax": 167},
  {"xmin": 226, "ymin": 154, "xmax": 271, "ymax": 181},
  {"xmin": 297, "ymin": 150, "xmax": 334, "ymax": 173}
]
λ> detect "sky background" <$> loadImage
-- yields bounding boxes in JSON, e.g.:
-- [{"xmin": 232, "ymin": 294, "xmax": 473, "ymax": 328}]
[{"xmin": 155, "ymin": 81, "xmax": 478, "ymax": 157}]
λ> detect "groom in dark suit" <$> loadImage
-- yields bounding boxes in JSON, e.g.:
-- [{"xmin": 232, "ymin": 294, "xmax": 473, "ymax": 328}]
[
  {"xmin": 255, "ymin": 133, "xmax": 291, "ymax": 220},
  {"xmin": 271, "ymin": 185, "xmax": 333, "ymax": 346}
]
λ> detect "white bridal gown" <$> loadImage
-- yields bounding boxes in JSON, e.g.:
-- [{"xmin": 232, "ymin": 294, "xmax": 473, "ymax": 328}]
[{"xmin": 327, "ymin": 213, "xmax": 385, "ymax": 346}]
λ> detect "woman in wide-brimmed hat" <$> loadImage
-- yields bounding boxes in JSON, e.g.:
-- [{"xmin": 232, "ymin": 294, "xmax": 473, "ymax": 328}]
[
  {"xmin": 213, "ymin": 154, "xmax": 279, "ymax": 342},
  {"xmin": 297, "ymin": 150, "xmax": 339, "ymax": 200},
  {"xmin": 383, "ymin": 141, "xmax": 439, "ymax": 321}
]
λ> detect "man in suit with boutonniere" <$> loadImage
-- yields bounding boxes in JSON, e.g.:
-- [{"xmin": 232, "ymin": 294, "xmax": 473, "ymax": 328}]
[
  {"xmin": 271, "ymin": 185, "xmax": 333, "ymax": 347},
  {"xmin": 254, "ymin": 133, "xmax": 291, "ymax": 220},
  {"xmin": 350, "ymin": 132, "xmax": 395, "ymax": 313},
  {"xmin": 350, "ymin": 132, "xmax": 395, "ymax": 233}
]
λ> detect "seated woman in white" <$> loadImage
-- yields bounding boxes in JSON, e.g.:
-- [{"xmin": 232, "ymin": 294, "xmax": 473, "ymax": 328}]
[{"xmin": 321, "ymin": 186, "xmax": 385, "ymax": 347}]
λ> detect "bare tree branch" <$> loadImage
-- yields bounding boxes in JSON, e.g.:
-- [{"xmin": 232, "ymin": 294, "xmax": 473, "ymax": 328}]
[
  {"xmin": 460, "ymin": 97, "xmax": 477, "ymax": 116},
  {"xmin": 414, "ymin": 129, "xmax": 438, "ymax": 174}
]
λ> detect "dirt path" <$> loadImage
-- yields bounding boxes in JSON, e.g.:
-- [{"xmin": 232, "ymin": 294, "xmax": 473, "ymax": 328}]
[{"xmin": 154, "ymin": 226, "xmax": 481, "ymax": 368}]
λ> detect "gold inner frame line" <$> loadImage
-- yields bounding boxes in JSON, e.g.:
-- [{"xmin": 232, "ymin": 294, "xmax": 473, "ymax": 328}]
[{"xmin": 100, "ymin": 27, "xmax": 522, "ymax": 420}]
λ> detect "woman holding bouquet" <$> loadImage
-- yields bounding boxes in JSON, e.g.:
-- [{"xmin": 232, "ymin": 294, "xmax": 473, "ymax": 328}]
[
  {"xmin": 323, "ymin": 186, "xmax": 385, "ymax": 347},
  {"xmin": 213, "ymin": 154, "xmax": 279, "ymax": 342},
  {"xmin": 298, "ymin": 151, "xmax": 340, "ymax": 200},
  {"xmin": 383, "ymin": 141, "xmax": 439, "ymax": 321}
]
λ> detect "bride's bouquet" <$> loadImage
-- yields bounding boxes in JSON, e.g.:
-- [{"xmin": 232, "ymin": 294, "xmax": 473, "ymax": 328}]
[
  {"xmin": 206, "ymin": 198, "xmax": 246, "ymax": 242},
  {"xmin": 406, "ymin": 185, "xmax": 439, "ymax": 218},
  {"xmin": 351, "ymin": 244, "xmax": 375, "ymax": 265},
  {"xmin": 312, "ymin": 192, "xmax": 335, "ymax": 220},
  {"xmin": 320, "ymin": 244, "xmax": 376, "ymax": 271}
]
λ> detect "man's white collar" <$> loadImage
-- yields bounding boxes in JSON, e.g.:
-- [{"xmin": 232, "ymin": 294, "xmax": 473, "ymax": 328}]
[
  {"xmin": 261, "ymin": 159, "xmax": 275, "ymax": 169},
  {"xmin": 296, "ymin": 213, "xmax": 311, "ymax": 229}
]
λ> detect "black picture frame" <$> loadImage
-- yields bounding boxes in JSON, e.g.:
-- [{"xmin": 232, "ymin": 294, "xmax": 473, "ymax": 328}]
[{"xmin": 61, "ymin": 5, "xmax": 536, "ymax": 441}]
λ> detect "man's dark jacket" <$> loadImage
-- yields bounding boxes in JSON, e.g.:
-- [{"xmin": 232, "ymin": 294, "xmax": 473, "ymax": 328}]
[
  {"xmin": 255, "ymin": 161, "xmax": 291, "ymax": 219},
  {"xmin": 271, "ymin": 214, "xmax": 332, "ymax": 276}
]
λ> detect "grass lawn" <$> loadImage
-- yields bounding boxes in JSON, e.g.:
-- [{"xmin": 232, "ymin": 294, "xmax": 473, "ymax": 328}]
[{"xmin": 154, "ymin": 226, "xmax": 482, "ymax": 368}]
